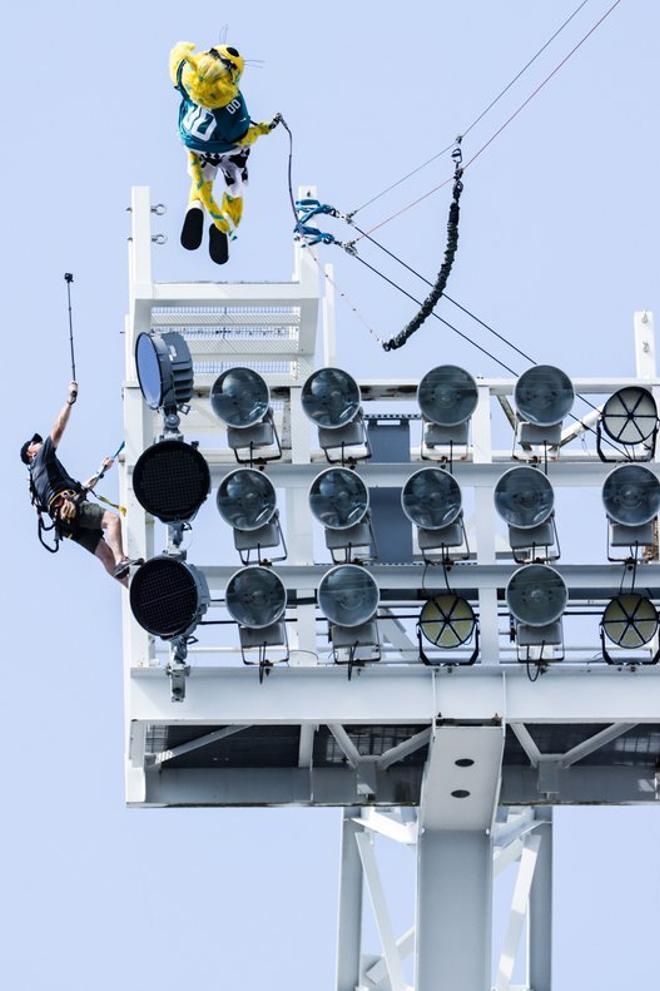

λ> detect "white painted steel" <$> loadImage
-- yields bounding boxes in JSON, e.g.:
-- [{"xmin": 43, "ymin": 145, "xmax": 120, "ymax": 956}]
[
  {"xmin": 495, "ymin": 834, "xmax": 541, "ymax": 990},
  {"xmin": 527, "ymin": 810, "xmax": 553, "ymax": 991}
]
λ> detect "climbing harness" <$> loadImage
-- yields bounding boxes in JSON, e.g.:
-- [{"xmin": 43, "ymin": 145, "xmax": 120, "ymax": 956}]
[{"xmin": 28, "ymin": 440, "xmax": 126, "ymax": 553}]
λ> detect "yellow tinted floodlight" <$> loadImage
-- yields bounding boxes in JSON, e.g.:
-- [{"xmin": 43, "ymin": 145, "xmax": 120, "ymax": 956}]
[
  {"xmin": 217, "ymin": 468, "xmax": 286, "ymax": 564},
  {"xmin": 318, "ymin": 564, "xmax": 380, "ymax": 670},
  {"xmin": 301, "ymin": 367, "xmax": 369, "ymax": 462},
  {"xmin": 494, "ymin": 466, "xmax": 558, "ymax": 563},
  {"xmin": 602, "ymin": 464, "xmax": 660, "ymax": 559},
  {"xmin": 401, "ymin": 468, "xmax": 467, "ymax": 561},
  {"xmin": 417, "ymin": 365, "xmax": 478, "ymax": 456},
  {"xmin": 211, "ymin": 367, "xmax": 281, "ymax": 463},
  {"xmin": 133, "ymin": 440, "xmax": 210, "ymax": 524},
  {"xmin": 597, "ymin": 386, "xmax": 658, "ymax": 462},
  {"xmin": 135, "ymin": 331, "xmax": 194, "ymax": 413},
  {"xmin": 506, "ymin": 563, "xmax": 567, "ymax": 661},
  {"xmin": 309, "ymin": 467, "xmax": 374, "ymax": 562},
  {"xmin": 600, "ymin": 593, "xmax": 660, "ymax": 665},
  {"xmin": 513, "ymin": 364, "xmax": 574, "ymax": 449},
  {"xmin": 130, "ymin": 556, "xmax": 210, "ymax": 639},
  {"xmin": 417, "ymin": 594, "xmax": 479, "ymax": 665},
  {"xmin": 225, "ymin": 565, "xmax": 289, "ymax": 678}
]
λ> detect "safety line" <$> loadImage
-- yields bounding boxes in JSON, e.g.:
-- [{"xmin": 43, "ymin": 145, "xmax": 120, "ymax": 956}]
[
  {"xmin": 356, "ymin": 0, "xmax": 625, "ymax": 240},
  {"xmin": 349, "ymin": 0, "xmax": 592, "ymax": 218}
]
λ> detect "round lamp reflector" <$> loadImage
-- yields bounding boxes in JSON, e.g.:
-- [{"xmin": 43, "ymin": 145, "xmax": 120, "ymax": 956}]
[
  {"xmin": 309, "ymin": 468, "xmax": 369, "ymax": 530},
  {"xmin": 318, "ymin": 565, "xmax": 379, "ymax": 627},
  {"xmin": 225, "ymin": 566, "xmax": 287, "ymax": 629},
  {"xmin": 602, "ymin": 594, "xmax": 659, "ymax": 649},
  {"xmin": 130, "ymin": 557, "xmax": 209, "ymax": 639},
  {"xmin": 506, "ymin": 564, "xmax": 567, "ymax": 627},
  {"xmin": 133, "ymin": 441, "xmax": 210, "ymax": 523},
  {"xmin": 494, "ymin": 466, "xmax": 554, "ymax": 529},
  {"xmin": 211, "ymin": 367, "xmax": 270, "ymax": 428},
  {"xmin": 602, "ymin": 464, "xmax": 660, "ymax": 526},
  {"xmin": 401, "ymin": 468, "xmax": 462, "ymax": 530},
  {"xmin": 417, "ymin": 365, "xmax": 478, "ymax": 426},
  {"xmin": 217, "ymin": 468, "xmax": 276, "ymax": 531},
  {"xmin": 420, "ymin": 594, "xmax": 476, "ymax": 648},
  {"xmin": 601, "ymin": 387, "xmax": 657, "ymax": 445},
  {"xmin": 514, "ymin": 365, "xmax": 574, "ymax": 426},
  {"xmin": 301, "ymin": 367, "xmax": 361, "ymax": 429},
  {"xmin": 135, "ymin": 332, "xmax": 194, "ymax": 411}
]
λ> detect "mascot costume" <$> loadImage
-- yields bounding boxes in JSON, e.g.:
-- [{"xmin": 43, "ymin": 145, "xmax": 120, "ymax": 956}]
[{"xmin": 170, "ymin": 42, "xmax": 280, "ymax": 264}]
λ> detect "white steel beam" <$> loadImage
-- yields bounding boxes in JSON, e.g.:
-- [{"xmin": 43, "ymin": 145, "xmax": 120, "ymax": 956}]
[
  {"xmin": 527, "ymin": 809, "xmax": 553, "ymax": 991},
  {"xmin": 130, "ymin": 666, "xmax": 660, "ymax": 726},
  {"xmin": 558, "ymin": 722, "xmax": 636, "ymax": 768},
  {"xmin": 336, "ymin": 808, "xmax": 364, "ymax": 991},
  {"xmin": 510, "ymin": 724, "xmax": 542, "ymax": 768},
  {"xmin": 150, "ymin": 724, "xmax": 249, "ymax": 766},
  {"xmin": 356, "ymin": 833, "xmax": 409, "ymax": 991},
  {"xmin": 377, "ymin": 729, "xmax": 431, "ymax": 770},
  {"xmin": 365, "ymin": 927, "xmax": 415, "ymax": 987},
  {"xmin": 495, "ymin": 833, "xmax": 541, "ymax": 990}
]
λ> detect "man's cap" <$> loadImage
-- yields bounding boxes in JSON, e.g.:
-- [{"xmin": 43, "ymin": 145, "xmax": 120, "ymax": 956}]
[{"xmin": 20, "ymin": 433, "xmax": 43, "ymax": 465}]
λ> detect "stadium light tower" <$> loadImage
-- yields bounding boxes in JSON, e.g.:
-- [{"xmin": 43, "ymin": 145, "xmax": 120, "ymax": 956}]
[{"xmin": 121, "ymin": 187, "xmax": 660, "ymax": 991}]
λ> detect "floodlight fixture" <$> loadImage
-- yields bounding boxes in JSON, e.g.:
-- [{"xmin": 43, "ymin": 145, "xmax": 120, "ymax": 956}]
[
  {"xmin": 130, "ymin": 555, "xmax": 209, "ymax": 640},
  {"xmin": 494, "ymin": 466, "xmax": 558, "ymax": 563},
  {"xmin": 133, "ymin": 439, "xmax": 210, "ymax": 524},
  {"xmin": 597, "ymin": 386, "xmax": 658, "ymax": 462},
  {"xmin": 600, "ymin": 593, "xmax": 660, "ymax": 665},
  {"xmin": 135, "ymin": 331, "xmax": 194, "ymax": 414},
  {"xmin": 417, "ymin": 365, "xmax": 478, "ymax": 459},
  {"xmin": 602, "ymin": 464, "xmax": 660, "ymax": 560},
  {"xmin": 301, "ymin": 367, "xmax": 370, "ymax": 463},
  {"xmin": 210, "ymin": 367, "xmax": 282, "ymax": 463},
  {"xmin": 513, "ymin": 364, "xmax": 574, "ymax": 451},
  {"xmin": 401, "ymin": 467, "xmax": 468, "ymax": 562},
  {"xmin": 309, "ymin": 467, "xmax": 374, "ymax": 562},
  {"xmin": 417, "ymin": 594, "xmax": 479, "ymax": 665},
  {"xmin": 225, "ymin": 565, "xmax": 289, "ymax": 678},
  {"xmin": 506, "ymin": 563, "xmax": 567, "ymax": 662},
  {"xmin": 318, "ymin": 564, "xmax": 380, "ymax": 670},
  {"xmin": 217, "ymin": 468, "xmax": 286, "ymax": 563}
]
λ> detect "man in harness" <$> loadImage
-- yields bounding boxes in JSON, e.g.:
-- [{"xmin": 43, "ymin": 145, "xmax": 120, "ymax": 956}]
[{"xmin": 20, "ymin": 381, "xmax": 140, "ymax": 586}]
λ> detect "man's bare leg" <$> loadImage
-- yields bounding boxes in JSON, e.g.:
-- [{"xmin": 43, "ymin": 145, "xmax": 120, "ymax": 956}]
[
  {"xmin": 101, "ymin": 510, "xmax": 126, "ymax": 565},
  {"xmin": 95, "ymin": 539, "xmax": 128, "ymax": 587}
]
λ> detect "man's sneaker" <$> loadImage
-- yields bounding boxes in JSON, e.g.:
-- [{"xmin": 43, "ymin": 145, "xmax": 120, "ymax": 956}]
[
  {"xmin": 180, "ymin": 205, "xmax": 204, "ymax": 250},
  {"xmin": 208, "ymin": 224, "xmax": 229, "ymax": 264},
  {"xmin": 113, "ymin": 557, "xmax": 144, "ymax": 580}
]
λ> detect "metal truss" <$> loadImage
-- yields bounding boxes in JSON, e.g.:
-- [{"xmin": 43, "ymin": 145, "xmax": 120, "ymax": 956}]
[{"xmin": 121, "ymin": 187, "xmax": 660, "ymax": 989}]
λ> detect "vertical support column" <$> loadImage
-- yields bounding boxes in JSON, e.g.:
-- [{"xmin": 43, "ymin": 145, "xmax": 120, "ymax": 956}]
[
  {"xmin": 416, "ymin": 830, "xmax": 493, "ymax": 991},
  {"xmin": 288, "ymin": 383, "xmax": 317, "ymax": 660},
  {"xmin": 472, "ymin": 382, "xmax": 498, "ymax": 662},
  {"xmin": 527, "ymin": 808, "xmax": 553, "ymax": 991},
  {"xmin": 336, "ymin": 809, "xmax": 364, "ymax": 991},
  {"xmin": 323, "ymin": 263, "xmax": 337, "ymax": 367}
]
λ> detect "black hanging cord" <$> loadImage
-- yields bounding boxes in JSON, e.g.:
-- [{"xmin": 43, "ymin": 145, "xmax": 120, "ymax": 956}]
[{"xmin": 382, "ymin": 145, "xmax": 464, "ymax": 352}]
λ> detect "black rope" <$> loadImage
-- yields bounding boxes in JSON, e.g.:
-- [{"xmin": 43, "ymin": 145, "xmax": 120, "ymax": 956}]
[{"xmin": 382, "ymin": 149, "xmax": 464, "ymax": 352}]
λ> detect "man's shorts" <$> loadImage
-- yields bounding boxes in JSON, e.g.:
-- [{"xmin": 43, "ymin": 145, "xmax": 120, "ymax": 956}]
[{"xmin": 59, "ymin": 500, "xmax": 105, "ymax": 555}]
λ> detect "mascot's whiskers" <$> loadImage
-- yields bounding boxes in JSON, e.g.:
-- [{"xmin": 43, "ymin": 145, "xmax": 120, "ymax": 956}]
[{"xmin": 169, "ymin": 41, "xmax": 281, "ymax": 264}]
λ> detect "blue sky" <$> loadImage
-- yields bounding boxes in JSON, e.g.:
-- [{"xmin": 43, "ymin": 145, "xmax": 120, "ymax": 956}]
[{"xmin": 3, "ymin": 1, "xmax": 660, "ymax": 987}]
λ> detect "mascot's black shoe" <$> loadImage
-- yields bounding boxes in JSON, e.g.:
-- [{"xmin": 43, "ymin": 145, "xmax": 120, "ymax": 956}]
[
  {"xmin": 180, "ymin": 206, "xmax": 204, "ymax": 250},
  {"xmin": 209, "ymin": 225, "xmax": 229, "ymax": 265}
]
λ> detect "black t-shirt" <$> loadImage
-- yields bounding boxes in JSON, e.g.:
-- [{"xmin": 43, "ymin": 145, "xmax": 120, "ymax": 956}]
[{"xmin": 30, "ymin": 436, "xmax": 79, "ymax": 509}]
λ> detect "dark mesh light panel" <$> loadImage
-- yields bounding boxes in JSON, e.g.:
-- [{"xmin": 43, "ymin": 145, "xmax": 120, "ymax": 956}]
[
  {"xmin": 130, "ymin": 557, "xmax": 201, "ymax": 638},
  {"xmin": 133, "ymin": 441, "xmax": 210, "ymax": 522}
]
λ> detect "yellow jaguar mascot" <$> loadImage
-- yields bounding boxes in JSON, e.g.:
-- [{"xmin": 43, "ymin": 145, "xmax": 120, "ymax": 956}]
[{"xmin": 169, "ymin": 41, "xmax": 280, "ymax": 264}]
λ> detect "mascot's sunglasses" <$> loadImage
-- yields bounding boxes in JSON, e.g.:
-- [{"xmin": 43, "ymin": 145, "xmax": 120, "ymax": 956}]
[{"xmin": 207, "ymin": 47, "xmax": 241, "ymax": 72}]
